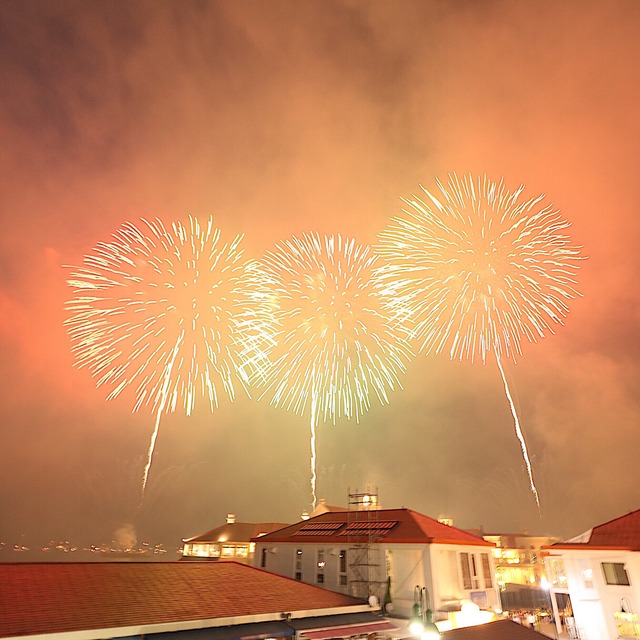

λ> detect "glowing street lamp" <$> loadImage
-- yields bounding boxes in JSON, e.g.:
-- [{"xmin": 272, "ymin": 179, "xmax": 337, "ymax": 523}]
[{"xmin": 410, "ymin": 586, "xmax": 441, "ymax": 640}]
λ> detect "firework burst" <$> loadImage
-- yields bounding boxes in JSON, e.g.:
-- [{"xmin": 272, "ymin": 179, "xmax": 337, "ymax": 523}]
[
  {"xmin": 377, "ymin": 173, "xmax": 583, "ymax": 507},
  {"xmin": 244, "ymin": 232, "xmax": 412, "ymax": 509},
  {"xmin": 66, "ymin": 216, "xmax": 258, "ymax": 496}
]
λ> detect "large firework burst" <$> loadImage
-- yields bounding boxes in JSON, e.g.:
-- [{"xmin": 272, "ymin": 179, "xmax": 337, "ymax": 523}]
[
  {"xmin": 65, "ymin": 216, "xmax": 259, "ymax": 495},
  {"xmin": 244, "ymin": 232, "xmax": 412, "ymax": 509},
  {"xmin": 376, "ymin": 173, "xmax": 583, "ymax": 507}
]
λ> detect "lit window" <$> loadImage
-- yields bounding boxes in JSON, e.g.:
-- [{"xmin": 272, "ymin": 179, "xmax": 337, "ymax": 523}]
[
  {"xmin": 221, "ymin": 545, "xmax": 235, "ymax": 558},
  {"xmin": 236, "ymin": 545, "xmax": 248, "ymax": 558},
  {"xmin": 295, "ymin": 549, "xmax": 303, "ymax": 578},
  {"xmin": 317, "ymin": 549, "xmax": 325, "ymax": 583},
  {"xmin": 481, "ymin": 553, "xmax": 493, "ymax": 588},
  {"xmin": 547, "ymin": 558, "xmax": 567, "ymax": 588},
  {"xmin": 339, "ymin": 549, "xmax": 347, "ymax": 573},
  {"xmin": 602, "ymin": 563, "xmax": 630, "ymax": 586}
]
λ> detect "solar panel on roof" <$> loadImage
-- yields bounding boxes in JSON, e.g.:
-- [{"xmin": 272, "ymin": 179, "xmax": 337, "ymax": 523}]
[
  {"xmin": 297, "ymin": 522, "xmax": 344, "ymax": 535},
  {"xmin": 339, "ymin": 521, "xmax": 398, "ymax": 536}
]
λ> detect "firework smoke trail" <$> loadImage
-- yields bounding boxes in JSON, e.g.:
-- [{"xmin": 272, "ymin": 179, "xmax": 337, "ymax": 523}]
[
  {"xmin": 243, "ymin": 233, "xmax": 412, "ymax": 510},
  {"xmin": 377, "ymin": 173, "xmax": 582, "ymax": 509},
  {"xmin": 66, "ymin": 216, "xmax": 258, "ymax": 500}
]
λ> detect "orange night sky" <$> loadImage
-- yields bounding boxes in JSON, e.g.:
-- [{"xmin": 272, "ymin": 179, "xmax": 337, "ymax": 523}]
[{"xmin": 0, "ymin": 0, "xmax": 639, "ymax": 548}]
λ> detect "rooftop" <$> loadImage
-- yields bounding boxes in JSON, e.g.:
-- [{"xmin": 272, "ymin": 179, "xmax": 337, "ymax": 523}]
[
  {"xmin": 183, "ymin": 521, "xmax": 290, "ymax": 544},
  {"xmin": 0, "ymin": 561, "xmax": 368, "ymax": 638},
  {"xmin": 252, "ymin": 508, "xmax": 493, "ymax": 547},
  {"xmin": 441, "ymin": 619, "xmax": 545, "ymax": 639},
  {"xmin": 548, "ymin": 508, "xmax": 640, "ymax": 551}
]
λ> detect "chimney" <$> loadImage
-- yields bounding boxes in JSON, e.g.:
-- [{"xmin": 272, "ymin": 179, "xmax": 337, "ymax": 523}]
[{"xmin": 226, "ymin": 514, "xmax": 236, "ymax": 524}]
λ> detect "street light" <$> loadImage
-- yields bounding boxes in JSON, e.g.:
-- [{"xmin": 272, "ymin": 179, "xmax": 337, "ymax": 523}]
[{"xmin": 410, "ymin": 586, "xmax": 441, "ymax": 640}]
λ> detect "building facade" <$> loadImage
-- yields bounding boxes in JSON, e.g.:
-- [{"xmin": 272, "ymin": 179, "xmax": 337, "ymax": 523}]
[
  {"xmin": 544, "ymin": 508, "xmax": 640, "ymax": 640},
  {"xmin": 181, "ymin": 513, "xmax": 289, "ymax": 564},
  {"xmin": 252, "ymin": 507, "xmax": 498, "ymax": 627},
  {"xmin": 476, "ymin": 531, "xmax": 559, "ymax": 612}
]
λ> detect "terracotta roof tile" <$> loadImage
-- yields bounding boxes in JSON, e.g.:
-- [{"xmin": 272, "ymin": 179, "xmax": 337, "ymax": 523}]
[
  {"xmin": 183, "ymin": 522, "xmax": 290, "ymax": 543},
  {"xmin": 550, "ymin": 508, "xmax": 640, "ymax": 551},
  {"xmin": 253, "ymin": 509, "xmax": 493, "ymax": 547},
  {"xmin": 0, "ymin": 561, "xmax": 366, "ymax": 638}
]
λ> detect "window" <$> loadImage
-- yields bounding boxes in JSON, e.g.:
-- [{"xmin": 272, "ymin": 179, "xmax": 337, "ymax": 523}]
[
  {"xmin": 184, "ymin": 543, "xmax": 220, "ymax": 558},
  {"xmin": 295, "ymin": 549, "xmax": 302, "ymax": 580},
  {"xmin": 602, "ymin": 562, "xmax": 630, "ymax": 586},
  {"xmin": 481, "ymin": 553, "xmax": 493, "ymax": 588},
  {"xmin": 317, "ymin": 549, "xmax": 325, "ymax": 583},
  {"xmin": 339, "ymin": 549, "xmax": 347, "ymax": 573},
  {"xmin": 459, "ymin": 552, "xmax": 481, "ymax": 589},
  {"xmin": 261, "ymin": 548, "xmax": 267, "ymax": 568},
  {"xmin": 338, "ymin": 549, "xmax": 347, "ymax": 587},
  {"xmin": 221, "ymin": 545, "xmax": 235, "ymax": 558},
  {"xmin": 547, "ymin": 558, "xmax": 567, "ymax": 589},
  {"xmin": 460, "ymin": 553, "xmax": 472, "ymax": 590},
  {"xmin": 236, "ymin": 545, "xmax": 248, "ymax": 558},
  {"xmin": 471, "ymin": 554, "xmax": 479, "ymax": 587}
]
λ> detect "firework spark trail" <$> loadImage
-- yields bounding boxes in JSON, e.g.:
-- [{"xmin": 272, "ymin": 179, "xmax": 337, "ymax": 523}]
[
  {"xmin": 496, "ymin": 353, "xmax": 539, "ymax": 508},
  {"xmin": 310, "ymin": 394, "xmax": 319, "ymax": 508},
  {"xmin": 243, "ymin": 232, "xmax": 412, "ymax": 510},
  {"xmin": 66, "ymin": 216, "xmax": 259, "ymax": 499},
  {"xmin": 140, "ymin": 332, "xmax": 183, "ymax": 500},
  {"xmin": 377, "ymin": 173, "xmax": 582, "ymax": 509}
]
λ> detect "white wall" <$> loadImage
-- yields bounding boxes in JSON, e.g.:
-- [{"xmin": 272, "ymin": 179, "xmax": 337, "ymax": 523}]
[
  {"xmin": 253, "ymin": 540, "xmax": 498, "ymax": 619},
  {"xmin": 560, "ymin": 550, "xmax": 640, "ymax": 640}
]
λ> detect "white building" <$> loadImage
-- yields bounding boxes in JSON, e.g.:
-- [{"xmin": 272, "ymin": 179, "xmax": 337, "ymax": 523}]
[
  {"xmin": 252, "ymin": 507, "xmax": 498, "ymax": 629},
  {"xmin": 544, "ymin": 508, "xmax": 640, "ymax": 640},
  {"xmin": 181, "ymin": 513, "xmax": 289, "ymax": 563}
]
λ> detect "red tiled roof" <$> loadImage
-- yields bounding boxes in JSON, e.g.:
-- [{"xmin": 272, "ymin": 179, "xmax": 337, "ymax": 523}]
[
  {"xmin": 183, "ymin": 522, "xmax": 290, "ymax": 543},
  {"xmin": 252, "ymin": 509, "xmax": 493, "ymax": 547},
  {"xmin": 0, "ymin": 561, "xmax": 367, "ymax": 638},
  {"xmin": 442, "ymin": 620, "xmax": 543, "ymax": 639},
  {"xmin": 549, "ymin": 508, "xmax": 640, "ymax": 551}
]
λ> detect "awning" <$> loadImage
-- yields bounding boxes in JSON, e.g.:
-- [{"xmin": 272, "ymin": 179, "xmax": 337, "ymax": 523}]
[
  {"xmin": 146, "ymin": 620, "xmax": 294, "ymax": 640},
  {"xmin": 300, "ymin": 620, "xmax": 397, "ymax": 639}
]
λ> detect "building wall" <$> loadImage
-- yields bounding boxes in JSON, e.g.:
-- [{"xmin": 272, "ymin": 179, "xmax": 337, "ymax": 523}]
[
  {"xmin": 430, "ymin": 545, "xmax": 498, "ymax": 612},
  {"xmin": 257, "ymin": 543, "xmax": 352, "ymax": 594},
  {"xmin": 254, "ymin": 540, "xmax": 498, "ymax": 621},
  {"xmin": 559, "ymin": 550, "xmax": 640, "ymax": 640}
]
